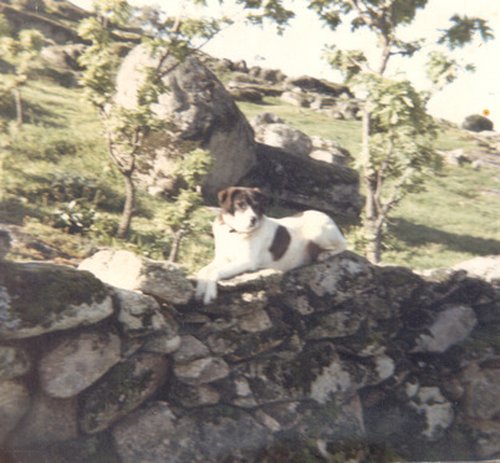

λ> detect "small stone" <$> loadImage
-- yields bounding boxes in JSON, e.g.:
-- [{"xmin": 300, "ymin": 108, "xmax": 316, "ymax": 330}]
[
  {"xmin": 413, "ymin": 304, "xmax": 477, "ymax": 353},
  {"xmin": 173, "ymin": 335, "xmax": 210, "ymax": 363},
  {"xmin": 174, "ymin": 357, "xmax": 230, "ymax": 386},
  {"xmin": 461, "ymin": 363, "xmax": 500, "ymax": 420},
  {"xmin": 142, "ymin": 333, "xmax": 181, "ymax": 354},
  {"xmin": 238, "ymin": 308, "xmax": 273, "ymax": 333},
  {"xmin": 409, "ymin": 386, "xmax": 454, "ymax": 441},
  {"xmin": 0, "ymin": 345, "xmax": 31, "ymax": 380}
]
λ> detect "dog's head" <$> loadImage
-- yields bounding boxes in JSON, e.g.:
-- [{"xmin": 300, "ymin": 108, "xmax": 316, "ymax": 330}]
[{"xmin": 218, "ymin": 186, "xmax": 267, "ymax": 233}]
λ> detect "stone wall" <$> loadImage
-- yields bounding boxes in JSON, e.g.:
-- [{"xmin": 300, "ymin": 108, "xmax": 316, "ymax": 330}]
[{"xmin": 1, "ymin": 250, "xmax": 499, "ymax": 462}]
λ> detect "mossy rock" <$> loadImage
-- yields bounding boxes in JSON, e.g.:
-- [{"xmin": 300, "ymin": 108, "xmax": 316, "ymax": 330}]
[
  {"xmin": 79, "ymin": 353, "xmax": 168, "ymax": 434},
  {"xmin": 0, "ymin": 261, "xmax": 112, "ymax": 340}
]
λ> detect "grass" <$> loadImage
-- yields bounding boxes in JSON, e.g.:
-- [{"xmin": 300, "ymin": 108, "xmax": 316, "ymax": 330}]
[
  {"xmin": 383, "ymin": 164, "xmax": 500, "ymax": 268},
  {"xmin": 1, "ymin": 77, "xmax": 499, "ymax": 272},
  {"xmin": 237, "ymin": 97, "xmax": 500, "ymax": 270}
]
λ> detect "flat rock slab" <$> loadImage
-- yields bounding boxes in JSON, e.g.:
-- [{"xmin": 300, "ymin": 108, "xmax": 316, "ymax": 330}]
[
  {"xmin": 79, "ymin": 249, "xmax": 193, "ymax": 305},
  {"xmin": 39, "ymin": 330, "xmax": 121, "ymax": 398}
]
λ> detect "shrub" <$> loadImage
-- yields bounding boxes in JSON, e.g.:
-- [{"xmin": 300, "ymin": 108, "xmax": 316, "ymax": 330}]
[{"xmin": 52, "ymin": 200, "xmax": 96, "ymax": 234}]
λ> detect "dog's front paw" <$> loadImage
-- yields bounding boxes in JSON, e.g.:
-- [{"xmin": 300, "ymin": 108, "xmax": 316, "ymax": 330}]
[
  {"xmin": 203, "ymin": 280, "xmax": 218, "ymax": 305},
  {"xmin": 195, "ymin": 279, "xmax": 207, "ymax": 302},
  {"xmin": 195, "ymin": 277, "xmax": 218, "ymax": 305}
]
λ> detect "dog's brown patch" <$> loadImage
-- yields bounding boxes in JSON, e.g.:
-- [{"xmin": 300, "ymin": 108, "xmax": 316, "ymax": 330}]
[
  {"xmin": 269, "ymin": 225, "xmax": 291, "ymax": 261},
  {"xmin": 307, "ymin": 241, "xmax": 323, "ymax": 262}
]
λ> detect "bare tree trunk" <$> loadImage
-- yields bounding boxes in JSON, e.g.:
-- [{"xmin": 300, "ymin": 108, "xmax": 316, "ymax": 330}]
[
  {"xmin": 168, "ymin": 229, "xmax": 185, "ymax": 263},
  {"xmin": 365, "ymin": 214, "xmax": 384, "ymax": 264},
  {"xmin": 361, "ymin": 106, "xmax": 383, "ymax": 263},
  {"xmin": 117, "ymin": 173, "xmax": 135, "ymax": 239},
  {"xmin": 13, "ymin": 87, "xmax": 23, "ymax": 129}
]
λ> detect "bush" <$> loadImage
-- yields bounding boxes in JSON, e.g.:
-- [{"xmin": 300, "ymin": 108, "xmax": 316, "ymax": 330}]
[{"xmin": 52, "ymin": 200, "xmax": 96, "ymax": 234}]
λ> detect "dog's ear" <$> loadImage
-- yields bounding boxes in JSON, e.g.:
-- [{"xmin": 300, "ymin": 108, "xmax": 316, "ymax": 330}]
[
  {"xmin": 250, "ymin": 188, "xmax": 269, "ymax": 213},
  {"xmin": 218, "ymin": 188, "xmax": 230, "ymax": 206},
  {"xmin": 218, "ymin": 187, "xmax": 237, "ymax": 210}
]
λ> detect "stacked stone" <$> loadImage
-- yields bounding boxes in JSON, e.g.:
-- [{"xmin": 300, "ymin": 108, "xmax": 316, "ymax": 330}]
[{"xmin": 1, "ymin": 246, "xmax": 499, "ymax": 462}]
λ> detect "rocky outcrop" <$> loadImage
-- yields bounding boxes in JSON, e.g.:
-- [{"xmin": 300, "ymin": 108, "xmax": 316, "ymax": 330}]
[
  {"xmin": 0, "ymin": 0, "xmax": 84, "ymax": 44},
  {"xmin": 2, "ymin": 248, "xmax": 499, "ymax": 462},
  {"xmin": 114, "ymin": 46, "xmax": 362, "ymax": 220},
  {"xmin": 115, "ymin": 45, "xmax": 259, "ymax": 201},
  {"xmin": 245, "ymin": 143, "xmax": 361, "ymax": 220},
  {"xmin": 251, "ymin": 113, "xmax": 352, "ymax": 166}
]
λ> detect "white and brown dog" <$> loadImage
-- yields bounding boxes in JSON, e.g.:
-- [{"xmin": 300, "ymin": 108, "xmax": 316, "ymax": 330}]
[{"xmin": 195, "ymin": 186, "xmax": 347, "ymax": 304}]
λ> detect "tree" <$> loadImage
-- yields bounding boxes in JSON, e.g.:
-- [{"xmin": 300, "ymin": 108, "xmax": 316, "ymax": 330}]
[
  {"xmin": 77, "ymin": 0, "xmax": 227, "ymax": 239},
  {"xmin": 164, "ymin": 148, "xmax": 212, "ymax": 262},
  {"xmin": 0, "ymin": 15, "xmax": 45, "ymax": 129},
  {"xmin": 78, "ymin": 0, "xmax": 294, "ymax": 240},
  {"xmin": 308, "ymin": 0, "xmax": 493, "ymax": 262}
]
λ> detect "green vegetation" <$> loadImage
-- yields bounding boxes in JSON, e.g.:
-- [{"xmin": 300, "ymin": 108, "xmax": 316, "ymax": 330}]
[
  {"xmin": 308, "ymin": 0, "xmax": 492, "ymax": 263},
  {"xmin": 2, "ymin": 76, "xmax": 499, "ymax": 272},
  {"xmin": 243, "ymin": 98, "xmax": 500, "ymax": 269}
]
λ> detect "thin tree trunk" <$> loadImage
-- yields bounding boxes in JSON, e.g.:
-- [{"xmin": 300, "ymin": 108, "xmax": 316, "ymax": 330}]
[
  {"xmin": 365, "ymin": 215, "xmax": 384, "ymax": 264},
  {"xmin": 168, "ymin": 229, "xmax": 185, "ymax": 263},
  {"xmin": 361, "ymin": 105, "xmax": 382, "ymax": 263},
  {"xmin": 13, "ymin": 87, "xmax": 23, "ymax": 129},
  {"xmin": 117, "ymin": 173, "xmax": 135, "ymax": 239}
]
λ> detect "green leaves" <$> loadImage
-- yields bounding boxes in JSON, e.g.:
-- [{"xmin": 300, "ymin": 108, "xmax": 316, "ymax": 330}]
[
  {"xmin": 238, "ymin": 0, "xmax": 295, "ymax": 32},
  {"xmin": 438, "ymin": 15, "xmax": 494, "ymax": 50},
  {"xmin": 174, "ymin": 148, "xmax": 213, "ymax": 188},
  {"xmin": 164, "ymin": 149, "xmax": 213, "ymax": 235},
  {"xmin": 324, "ymin": 46, "xmax": 368, "ymax": 82}
]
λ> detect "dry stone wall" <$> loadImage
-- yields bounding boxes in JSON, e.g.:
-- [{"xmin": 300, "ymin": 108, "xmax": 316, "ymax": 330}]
[{"xmin": 1, "ymin": 249, "xmax": 499, "ymax": 462}]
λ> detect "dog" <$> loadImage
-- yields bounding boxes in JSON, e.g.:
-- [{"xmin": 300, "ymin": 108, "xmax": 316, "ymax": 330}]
[{"xmin": 195, "ymin": 186, "xmax": 347, "ymax": 304}]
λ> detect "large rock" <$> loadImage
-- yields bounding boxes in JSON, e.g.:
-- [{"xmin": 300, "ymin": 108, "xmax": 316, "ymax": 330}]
[
  {"xmin": 0, "ymin": 380, "xmax": 30, "ymax": 443},
  {"xmin": 114, "ymin": 45, "xmax": 258, "ymax": 199},
  {"xmin": 0, "ymin": 261, "xmax": 113, "ymax": 340},
  {"xmin": 246, "ymin": 143, "xmax": 362, "ymax": 220},
  {"xmin": 10, "ymin": 393, "xmax": 78, "ymax": 447},
  {"xmin": 286, "ymin": 76, "xmax": 353, "ymax": 98},
  {"xmin": 78, "ymin": 249, "xmax": 193, "ymax": 305},
  {"xmin": 38, "ymin": 329, "xmax": 121, "ymax": 398},
  {"xmin": 252, "ymin": 121, "xmax": 313, "ymax": 157},
  {"xmin": 113, "ymin": 401, "xmax": 272, "ymax": 463},
  {"xmin": 79, "ymin": 353, "xmax": 168, "ymax": 434},
  {"xmin": 114, "ymin": 45, "xmax": 362, "ymax": 220},
  {"xmin": 462, "ymin": 114, "xmax": 494, "ymax": 132}
]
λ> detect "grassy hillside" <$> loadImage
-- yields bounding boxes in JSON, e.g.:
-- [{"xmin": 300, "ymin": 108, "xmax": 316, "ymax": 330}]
[{"xmin": 1, "ymin": 76, "xmax": 499, "ymax": 272}]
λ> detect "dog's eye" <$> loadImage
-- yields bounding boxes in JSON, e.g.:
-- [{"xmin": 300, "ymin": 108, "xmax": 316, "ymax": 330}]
[{"xmin": 236, "ymin": 201, "xmax": 247, "ymax": 210}]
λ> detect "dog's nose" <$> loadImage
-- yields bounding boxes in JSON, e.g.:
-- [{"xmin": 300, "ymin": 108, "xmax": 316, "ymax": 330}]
[{"xmin": 250, "ymin": 216, "xmax": 257, "ymax": 226}]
